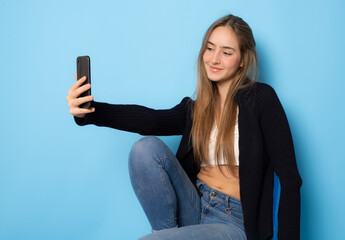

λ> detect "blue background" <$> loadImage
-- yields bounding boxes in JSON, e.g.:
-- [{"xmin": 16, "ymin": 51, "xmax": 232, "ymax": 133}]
[{"xmin": 1, "ymin": 0, "xmax": 344, "ymax": 239}]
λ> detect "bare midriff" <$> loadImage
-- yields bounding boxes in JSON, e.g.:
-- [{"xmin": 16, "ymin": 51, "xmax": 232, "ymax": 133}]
[{"xmin": 197, "ymin": 166, "xmax": 241, "ymax": 200}]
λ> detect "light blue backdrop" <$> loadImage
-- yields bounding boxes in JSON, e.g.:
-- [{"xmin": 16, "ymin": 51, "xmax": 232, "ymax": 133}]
[{"xmin": 1, "ymin": 0, "xmax": 344, "ymax": 239}]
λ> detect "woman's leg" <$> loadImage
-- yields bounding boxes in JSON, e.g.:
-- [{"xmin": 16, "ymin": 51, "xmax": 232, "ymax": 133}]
[
  {"xmin": 139, "ymin": 224, "xmax": 247, "ymax": 240},
  {"xmin": 128, "ymin": 136, "xmax": 201, "ymax": 231},
  {"xmin": 138, "ymin": 180, "xmax": 247, "ymax": 240}
]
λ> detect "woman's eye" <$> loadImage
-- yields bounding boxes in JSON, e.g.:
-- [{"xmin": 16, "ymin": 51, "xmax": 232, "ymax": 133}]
[
  {"xmin": 206, "ymin": 47, "xmax": 213, "ymax": 51},
  {"xmin": 223, "ymin": 52, "xmax": 232, "ymax": 56}
]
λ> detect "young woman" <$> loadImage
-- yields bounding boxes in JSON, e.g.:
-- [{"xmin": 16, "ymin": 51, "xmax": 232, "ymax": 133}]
[{"xmin": 66, "ymin": 14, "xmax": 302, "ymax": 240}]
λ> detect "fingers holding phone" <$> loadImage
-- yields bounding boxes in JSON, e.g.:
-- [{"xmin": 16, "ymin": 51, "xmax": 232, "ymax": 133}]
[
  {"xmin": 67, "ymin": 56, "xmax": 93, "ymax": 118},
  {"xmin": 66, "ymin": 56, "xmax": 95, "ymax": 118},
  {"xmin": 71, "ymin": 75, "xmax": 91, "ymax": 99},
  {"xmin": 66, "ymin": 75, "xmax": 95, "ymax": 118}
]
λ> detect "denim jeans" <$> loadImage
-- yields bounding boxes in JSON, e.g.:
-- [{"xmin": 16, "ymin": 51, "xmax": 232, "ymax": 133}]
[{"xmin": 129, "ymin": 136, "xmax": 246, "ymax": 240}]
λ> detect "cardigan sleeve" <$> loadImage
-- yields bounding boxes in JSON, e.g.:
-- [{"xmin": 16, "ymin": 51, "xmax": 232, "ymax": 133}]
[
  {"xmin": 258, "ymin": 84, "xmax": 302, "ymax": 240},
  {"xmin": 74, "ymin": 97, "xmax": 191, "ymax": 136}
]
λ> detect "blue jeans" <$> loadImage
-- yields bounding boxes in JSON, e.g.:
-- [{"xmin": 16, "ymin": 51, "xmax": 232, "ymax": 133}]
[{"xmin": 128, "ymin": 136, "xmax": 246, "ymax": 240}]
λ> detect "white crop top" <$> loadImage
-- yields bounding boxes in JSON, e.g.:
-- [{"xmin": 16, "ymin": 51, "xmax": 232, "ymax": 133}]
[{"xmin": 200, "ymin": 117, "xmax": 239, "ymax": 167}]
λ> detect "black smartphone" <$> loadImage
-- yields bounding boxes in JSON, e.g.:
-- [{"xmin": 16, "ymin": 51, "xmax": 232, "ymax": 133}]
[{"xmin": 76, "ymin": 56, "xmax": 91, "ymax": 109}]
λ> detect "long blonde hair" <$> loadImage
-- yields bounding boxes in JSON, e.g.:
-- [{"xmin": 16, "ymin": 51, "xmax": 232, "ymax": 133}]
[{"xmin": 191, "ymin": 14, "xmax": 258, "ymax": 176}]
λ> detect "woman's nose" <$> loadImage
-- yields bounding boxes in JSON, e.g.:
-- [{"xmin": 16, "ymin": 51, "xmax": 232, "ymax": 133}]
[{"xmin": 211, "ymin": 51, "xmax": 221, "ymax": 64}]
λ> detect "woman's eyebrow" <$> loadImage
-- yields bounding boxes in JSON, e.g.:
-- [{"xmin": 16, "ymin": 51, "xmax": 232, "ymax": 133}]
[{"xmin": 207, "ymin": 41, "xmax": 235, "ymax": 51}]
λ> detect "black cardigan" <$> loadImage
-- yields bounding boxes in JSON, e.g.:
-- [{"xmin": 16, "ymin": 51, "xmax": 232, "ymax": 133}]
[{"xmin": 75, "ymin": 82, "xmax": 302, "ymax": 240}]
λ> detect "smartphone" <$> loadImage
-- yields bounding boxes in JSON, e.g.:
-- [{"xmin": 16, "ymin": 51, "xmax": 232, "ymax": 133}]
[{"xmin": 76, "ymin": 56, "xmax": 91, "ymax": 109}]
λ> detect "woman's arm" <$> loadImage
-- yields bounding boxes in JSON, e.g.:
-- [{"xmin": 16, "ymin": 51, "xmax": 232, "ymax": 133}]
[
  {"xmin": 66, "ymin": 73, "xmax": 191, "ymax": 136},
  {"xmin": 74, "ymin": 97, "xmax": 191, "ymax": 136},
  {"xmin": 259, "ymin": 84, "xmax": 302, "ymax": 240}
]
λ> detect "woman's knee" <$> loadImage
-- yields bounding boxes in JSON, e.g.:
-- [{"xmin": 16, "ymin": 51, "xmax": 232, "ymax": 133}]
[
  {"xmin": 130, "ymin": 136, "xmax": 163, "ymax": 155},
  {"xmin": 129, "ymin": 136, "xmax": 164, "ymax": 159},
  {"xmin": 128, "ymin": 136, "xmax": 164, "ymax": 170}
]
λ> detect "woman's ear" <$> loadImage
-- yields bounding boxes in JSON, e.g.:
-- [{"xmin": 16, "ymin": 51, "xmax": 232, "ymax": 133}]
[{"xmin": 239, "ymin": 57, "xmax": 244, "ymax": 67}]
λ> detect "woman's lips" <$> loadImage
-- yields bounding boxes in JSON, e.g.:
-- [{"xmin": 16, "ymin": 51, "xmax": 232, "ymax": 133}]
[{"xmin": 210, "ymin": 66, "xmax": 222, "ymax": 72}]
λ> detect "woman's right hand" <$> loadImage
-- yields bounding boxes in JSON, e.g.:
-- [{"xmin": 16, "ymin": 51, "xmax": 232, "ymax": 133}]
[{"xmin": 66, "ymin": 73, "xmax": 95, "ymax": 118}]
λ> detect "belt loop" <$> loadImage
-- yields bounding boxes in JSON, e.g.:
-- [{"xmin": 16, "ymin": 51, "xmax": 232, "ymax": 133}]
[
  {"xmin": 196, "ymin": 179, "xmax": 204, "ymax": 197},
  {"xmin": 225, "ymin": 196, "xmax": 230, "ymax": 208},
  {"xmin": 196, "ymin": 179, "xmax": 204, "ymax": 189}
]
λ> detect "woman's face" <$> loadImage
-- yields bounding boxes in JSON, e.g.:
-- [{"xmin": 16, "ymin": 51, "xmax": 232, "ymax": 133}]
[{"xmin": 203, "ymin": 26, "xmax": 242, "ymax": 85}]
